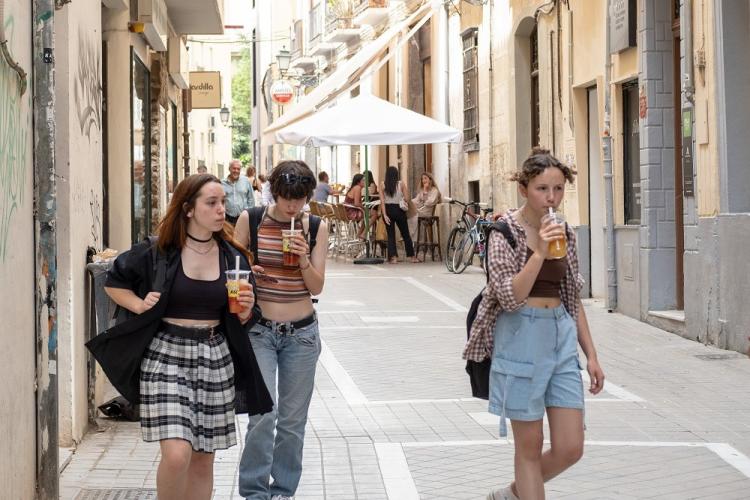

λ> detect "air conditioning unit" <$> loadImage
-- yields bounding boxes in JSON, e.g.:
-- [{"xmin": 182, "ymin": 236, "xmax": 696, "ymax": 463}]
[{"xmin": 138, "ymin": 0, "xmax": 168, "ymax": 52}]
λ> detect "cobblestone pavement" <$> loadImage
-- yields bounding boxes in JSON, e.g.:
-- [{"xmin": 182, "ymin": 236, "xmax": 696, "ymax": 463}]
[{"xmin": 61, "ymin": 260, "xmax": 750, "ymax": 499}]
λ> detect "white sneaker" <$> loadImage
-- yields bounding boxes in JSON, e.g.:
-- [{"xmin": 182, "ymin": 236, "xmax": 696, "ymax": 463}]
[
  {"xmin": 487, "ymin": 485, "xmax": 519, "ymax": 500},
  {"xmin": 270, "ymin": 496, "xmax": 294, "ymax": 500}
]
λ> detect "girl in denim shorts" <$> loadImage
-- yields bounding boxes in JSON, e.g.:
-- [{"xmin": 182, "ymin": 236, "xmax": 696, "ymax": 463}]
[{"xmin": 465, "ymin": 147, "xmax": 606, "ymax": 500}]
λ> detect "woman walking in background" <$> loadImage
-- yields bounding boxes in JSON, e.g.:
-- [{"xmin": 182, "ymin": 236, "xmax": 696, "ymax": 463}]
[
  {"xmin": 464, "ymin": 148, "xmax": 605, "ymax": 500},
  {"xmin": 88, "ymin": 174, "xmax": 272, "ymax": 500},
  {"xmin": 381, "ymin": 165, "xmax": 420, "ymax": 263}
]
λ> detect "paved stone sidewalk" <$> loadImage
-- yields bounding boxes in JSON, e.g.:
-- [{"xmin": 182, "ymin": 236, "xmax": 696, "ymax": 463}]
[{"xmin": 61, "ymin": 260, "xmax": 750, "ymax": 499}]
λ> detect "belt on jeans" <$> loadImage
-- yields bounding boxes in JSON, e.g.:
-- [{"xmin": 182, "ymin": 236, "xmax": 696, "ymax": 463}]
[
  {"xmin": 161, "ymin": 322, "xmax": 221, "ymax": 339},
  {"xmin": 258, "ymin": 313, "xmax": 315, "ymax": 333}
]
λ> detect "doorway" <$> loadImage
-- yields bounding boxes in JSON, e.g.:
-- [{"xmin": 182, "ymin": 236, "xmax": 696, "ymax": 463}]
[{"xmin": 587, "ymin": 87, "xmax": 605, "ymax": 298}]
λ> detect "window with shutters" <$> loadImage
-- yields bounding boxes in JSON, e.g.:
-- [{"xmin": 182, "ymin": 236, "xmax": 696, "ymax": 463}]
[{"xmin": 462, "ymin": 27, "xmax": 479, "ymax": 152}]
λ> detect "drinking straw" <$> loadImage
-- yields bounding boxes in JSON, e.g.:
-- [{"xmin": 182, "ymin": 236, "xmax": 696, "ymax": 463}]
[
  {"xmin": 235, "ymin": 255, "xmax": 240, "ymax": 276},
  {"xmin": 548, "ymin": 206, "xmax": 554, "ymax": 222},
  {"xmin": 291, "ymin": 215, "xmax": 294, "ymax": 232}
]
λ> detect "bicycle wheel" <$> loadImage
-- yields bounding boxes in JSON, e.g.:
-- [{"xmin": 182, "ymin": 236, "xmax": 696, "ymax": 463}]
[
  {"xmin": 445, "ymin": 226, "xmax": 465, "ymax": 272},
  {"xmin": 452, "ymin": 230, "xmax": 476, "ymax": 274}
]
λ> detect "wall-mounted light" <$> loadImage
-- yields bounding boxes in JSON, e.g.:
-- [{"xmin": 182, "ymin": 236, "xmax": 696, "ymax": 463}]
[
  {"xmin": 219, "ymin": 106, "xmax": 230, "ymax": 126},
  {"xmin": 276, "ymin": 46, "xmax": 291, "ymax": 75}
]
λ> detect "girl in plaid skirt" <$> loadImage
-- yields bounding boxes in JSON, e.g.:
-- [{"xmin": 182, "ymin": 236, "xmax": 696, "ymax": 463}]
[{"xmin": 99, "ymin": 174, "xmax": 272, "ymax": 500}]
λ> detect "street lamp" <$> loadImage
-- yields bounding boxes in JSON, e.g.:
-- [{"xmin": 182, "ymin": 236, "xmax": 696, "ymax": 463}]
[
  {"xmin": 276, "ymin": 46, "xmax": 291, "ymax": 75},
  {"xmin": 219, "ymin": 106, "xmax": 230, "ymax": 126}
]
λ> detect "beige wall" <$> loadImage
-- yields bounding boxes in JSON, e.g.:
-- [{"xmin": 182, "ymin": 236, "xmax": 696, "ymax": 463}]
[
  {"xmin": 55, "ymin": 0, "xmax": 105, "ymax": 447},
  {"xmin": 691, "ymin": 0, "xmax": 719, "ymax": 217},
  {"xmin": 0, "ymin": 0, "xmax": 37, "ymax": 497}
]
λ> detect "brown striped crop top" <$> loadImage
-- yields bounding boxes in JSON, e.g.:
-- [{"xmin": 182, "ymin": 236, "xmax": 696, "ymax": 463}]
[{"xmin": 255, "ymin": 214, "xmax": 311, "ymax": 303}]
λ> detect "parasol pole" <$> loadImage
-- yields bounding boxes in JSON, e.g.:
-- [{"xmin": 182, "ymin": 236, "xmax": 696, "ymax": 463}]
[{"xmin": 354, "ymin": 145, "xmax": 384, "ymax": 264}]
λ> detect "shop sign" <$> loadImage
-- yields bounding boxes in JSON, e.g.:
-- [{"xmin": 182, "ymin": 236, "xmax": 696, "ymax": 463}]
[
  {"xmin": 190, "ymin": 71, "xmax": 222, "ymax": 109},
  {"xmin": 610, "ymin": 0, "xmax": 637, "ymax": 53},
  {"xmin": 271, "ymin": 80, "xmax": 295, "ymax": 105}
]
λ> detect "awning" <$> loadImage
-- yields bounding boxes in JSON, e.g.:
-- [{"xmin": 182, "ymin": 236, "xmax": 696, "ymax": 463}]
[
  {"xmin": 275, "ymin": 94, "xmax": 461, "ymax": 146},
  {"xmin": 262, "ymin": 2, "xmax": 434, "ymax": 143}
]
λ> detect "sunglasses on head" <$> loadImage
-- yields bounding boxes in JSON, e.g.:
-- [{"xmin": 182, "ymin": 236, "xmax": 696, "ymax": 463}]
[{"xmin": 281, "ymin": 173, "xmax": 314, "ymax": 185}]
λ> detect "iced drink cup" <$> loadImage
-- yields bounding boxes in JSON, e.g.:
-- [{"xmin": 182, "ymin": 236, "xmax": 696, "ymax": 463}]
[
  {"xmin": 226, "ymin": 270, "xmax": 252, "ymax": 314},
  {"xmin": 282, "ymin": 229, "xmax": 301, "ymax": 267},
  {"xmin": 542, "ymin": 210, "xmax": 567, "ymax": 259}
]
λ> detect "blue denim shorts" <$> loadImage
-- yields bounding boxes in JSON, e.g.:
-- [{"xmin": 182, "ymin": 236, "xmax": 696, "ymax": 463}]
[{"xmin": 488, "ymin": 305, "xmax": 584, "ymax": 437}]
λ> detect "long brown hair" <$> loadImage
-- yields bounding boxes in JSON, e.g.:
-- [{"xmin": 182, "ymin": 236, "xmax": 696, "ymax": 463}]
[{"xmin": 156, "ymin": 174, "xmax": 251, "ymax": 260}]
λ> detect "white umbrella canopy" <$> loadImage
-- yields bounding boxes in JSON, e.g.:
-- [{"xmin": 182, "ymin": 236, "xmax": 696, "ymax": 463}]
[{"xmin": 274, "ymin": 94, "xmax": 461, "ymax": 146}]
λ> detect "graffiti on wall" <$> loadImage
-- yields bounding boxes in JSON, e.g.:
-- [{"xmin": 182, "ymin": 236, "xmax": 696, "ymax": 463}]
[
  {"xmin": 74, "ymin": 29, "xmax": 101, "ymax": 140},
  {"xmin": 89, "ymin": 189, "xmax": 101, "ymax": 249},
  {"xmin": 0, "ymin": 16, "xmax": 30, "ymax": 262}
]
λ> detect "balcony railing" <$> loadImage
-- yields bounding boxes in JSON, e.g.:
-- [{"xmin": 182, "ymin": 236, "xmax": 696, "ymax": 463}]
[{"xmin": 352, "ymin": 0, "xmax": 389, "ymax": 18}]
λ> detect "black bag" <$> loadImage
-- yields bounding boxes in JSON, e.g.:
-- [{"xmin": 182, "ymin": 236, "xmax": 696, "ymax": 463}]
[
  {"xmin": 465, "ymin": 221, "xmax": 516, "ymax": 400},
  {"xmin": 98, "ymin": 395, "xmax": 140, "ymax": 422}
]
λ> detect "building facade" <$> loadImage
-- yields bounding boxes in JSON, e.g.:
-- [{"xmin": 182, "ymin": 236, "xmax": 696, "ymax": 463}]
[
  {"xmin": 0, "ymin": 0, "xmax": 225, "ymax": 495},
  {"xmin": 264, "ymin": 0, "xmax": 748, "ymax": 355}
]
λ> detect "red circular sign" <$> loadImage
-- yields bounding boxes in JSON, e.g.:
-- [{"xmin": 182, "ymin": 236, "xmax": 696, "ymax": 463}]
[{"xmin": 271, "ymin": 80, "xmax": 294, "ymax": 104}]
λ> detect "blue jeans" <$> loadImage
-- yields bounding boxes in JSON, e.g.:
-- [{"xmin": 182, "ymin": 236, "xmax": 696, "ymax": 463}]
[{"xmin": 238, "ymin": 318, "xmax": 321, "ymax": 499}]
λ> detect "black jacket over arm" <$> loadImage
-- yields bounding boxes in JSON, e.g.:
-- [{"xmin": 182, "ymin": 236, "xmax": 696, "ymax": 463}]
[{"xmin": 85, "ymin": 239, "xmax": 273, "ymax": 416}]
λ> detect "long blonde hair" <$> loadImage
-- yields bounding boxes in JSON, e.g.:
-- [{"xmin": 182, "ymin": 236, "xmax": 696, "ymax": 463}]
[{"xmin": 420, "ymin": 172, "xmax": 441, "ymax": 202}]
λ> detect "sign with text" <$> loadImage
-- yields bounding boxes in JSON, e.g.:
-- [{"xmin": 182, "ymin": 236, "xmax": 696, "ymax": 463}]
[
  {"xmin": 610, "ymin": 0, "xmax": 637, "ymax": 53},
  {"xmin": 190, "ymin": 71, "xmax": 222, "ymax": 109}
]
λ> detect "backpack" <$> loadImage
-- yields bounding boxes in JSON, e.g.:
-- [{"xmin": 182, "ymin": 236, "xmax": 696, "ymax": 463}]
[
  {"xmin": 465, "ymin": 220, "xmax": 517, "ymax": 400},
  {"xmin": 245, "ymin": 207, "xmax": 322, "ymax": 265}
]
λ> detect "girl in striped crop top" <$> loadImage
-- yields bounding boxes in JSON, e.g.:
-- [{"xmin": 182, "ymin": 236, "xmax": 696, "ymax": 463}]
[{"xmin": 233, "ymin": 160, "xmax": 329, "ymax": 499}]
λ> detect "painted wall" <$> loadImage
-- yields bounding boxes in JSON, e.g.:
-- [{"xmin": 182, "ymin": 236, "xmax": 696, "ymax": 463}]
[
  {"xmin": 0, "ymin": 0, "xmax": 37, "ymax": 497},
  {"xmin": 55, "ymin": 0, "xmax": 104, "ymax": 447}
]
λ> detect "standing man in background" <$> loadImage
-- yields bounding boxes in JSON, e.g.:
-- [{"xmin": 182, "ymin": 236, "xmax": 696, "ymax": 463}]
[{"xmin": 222, "ymin": 159, "xmax": 255, "ymax": 225}]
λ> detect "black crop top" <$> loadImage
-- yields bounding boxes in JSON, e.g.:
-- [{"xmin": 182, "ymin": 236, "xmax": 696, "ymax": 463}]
[
  {"xmin": 163, "ymin": 256, "xmax": 228, "ymax": 320},
  {"xmin": 526, "ymin": 246, "xmax": 567, "ymax": 298}
]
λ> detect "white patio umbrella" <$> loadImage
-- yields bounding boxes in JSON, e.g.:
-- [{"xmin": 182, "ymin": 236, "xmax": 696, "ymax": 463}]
[{"xmin": 274, "ymin": 94, "xmax": 461, "ymax": 263}]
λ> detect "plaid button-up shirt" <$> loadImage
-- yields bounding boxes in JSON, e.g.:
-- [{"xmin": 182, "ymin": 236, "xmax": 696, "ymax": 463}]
[{"xmin": 463, "ymin": 209, "xmax": 585, "ymax": 362}]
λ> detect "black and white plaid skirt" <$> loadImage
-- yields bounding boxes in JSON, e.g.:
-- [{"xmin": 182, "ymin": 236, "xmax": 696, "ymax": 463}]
[{"xmin": 139, "ymin": 330, "xmax": 236, "ymax": 452}]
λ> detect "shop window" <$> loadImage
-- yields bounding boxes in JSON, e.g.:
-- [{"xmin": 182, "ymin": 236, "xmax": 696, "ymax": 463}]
[
  {"xmin": 462, "ymin": 27, "xmax": 479, "ymax": 152},
  {"xmin": 622, "ymin": 81, "xmax": 641, "ymax": 225},
  {"xmin": 131, "ymin": 50, "xmax": 151, "ymax": 243}
]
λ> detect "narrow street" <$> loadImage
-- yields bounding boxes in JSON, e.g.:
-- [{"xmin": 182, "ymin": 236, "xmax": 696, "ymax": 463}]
[{"xmin": 61, "ymin": 260, "xmax": 750, "ymax": 499}]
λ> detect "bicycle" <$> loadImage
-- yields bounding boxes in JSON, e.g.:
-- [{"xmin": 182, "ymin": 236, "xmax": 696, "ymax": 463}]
[{"xmin": 444, "ymin": 199, "xmax": 493, "ymax": 273}]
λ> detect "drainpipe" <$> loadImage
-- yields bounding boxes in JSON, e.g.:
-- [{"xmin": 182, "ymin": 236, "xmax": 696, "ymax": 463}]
[
  {"xmin": 443, "ymin": 0, "xmax": 451, "ymax": 197},
  {"xmin": 682, "ymin": 0, "xmax": 694, "ymax": 105},
  {"xmin": 33, "ymin": 0, "xmax": 59, "ymax": 497},
  {"xmin": 488, "ymin": 0, "xmax": 495, "ymax": 204},
  {"xmin": 0, "ymin": 0, "xmax": 28, "ymax": 95},
  {"xmin": 182, "ymin": 90, "xmax": 191, "ymax": 177},
  {"xmin": 603, "ymin": 0, "xmax": 617, "ymax": 312}
]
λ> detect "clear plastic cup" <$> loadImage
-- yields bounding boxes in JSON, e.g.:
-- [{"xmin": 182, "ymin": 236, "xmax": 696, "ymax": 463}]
[
  {"xmin": 281, "ymin": 229, "xmax": 301, "ymax": 267},
  {"xmin": 541, "ymin": 209, "xmax": 567, "ymax": 259},
  {"xmin": 226, "ymin": 270, "xmax": 251, "ymax": 314}
]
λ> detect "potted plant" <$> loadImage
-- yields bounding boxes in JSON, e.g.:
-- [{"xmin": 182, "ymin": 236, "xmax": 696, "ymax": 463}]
[{"xmin": 327, "ymin": 0, "xmax": 354, "ymax": 29}]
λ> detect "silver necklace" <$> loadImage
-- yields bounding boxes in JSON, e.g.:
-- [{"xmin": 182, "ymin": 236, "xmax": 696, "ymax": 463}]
[
  {"xmin": 519, "ymin": 207, "xmax": 540, "ymax": 230},
  {"xmin": 185, "ymin": 241, "xmax": 216, "ymax": 255}
]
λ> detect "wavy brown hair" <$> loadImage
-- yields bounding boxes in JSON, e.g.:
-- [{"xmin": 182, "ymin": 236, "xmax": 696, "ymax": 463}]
[
  {"xmin": 510, "ymin": 146, "xmax": 577, "ymax": 187},
  {"xmin": 156, "ymin": 174, "xmax": 251, "ymax": 260}
]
